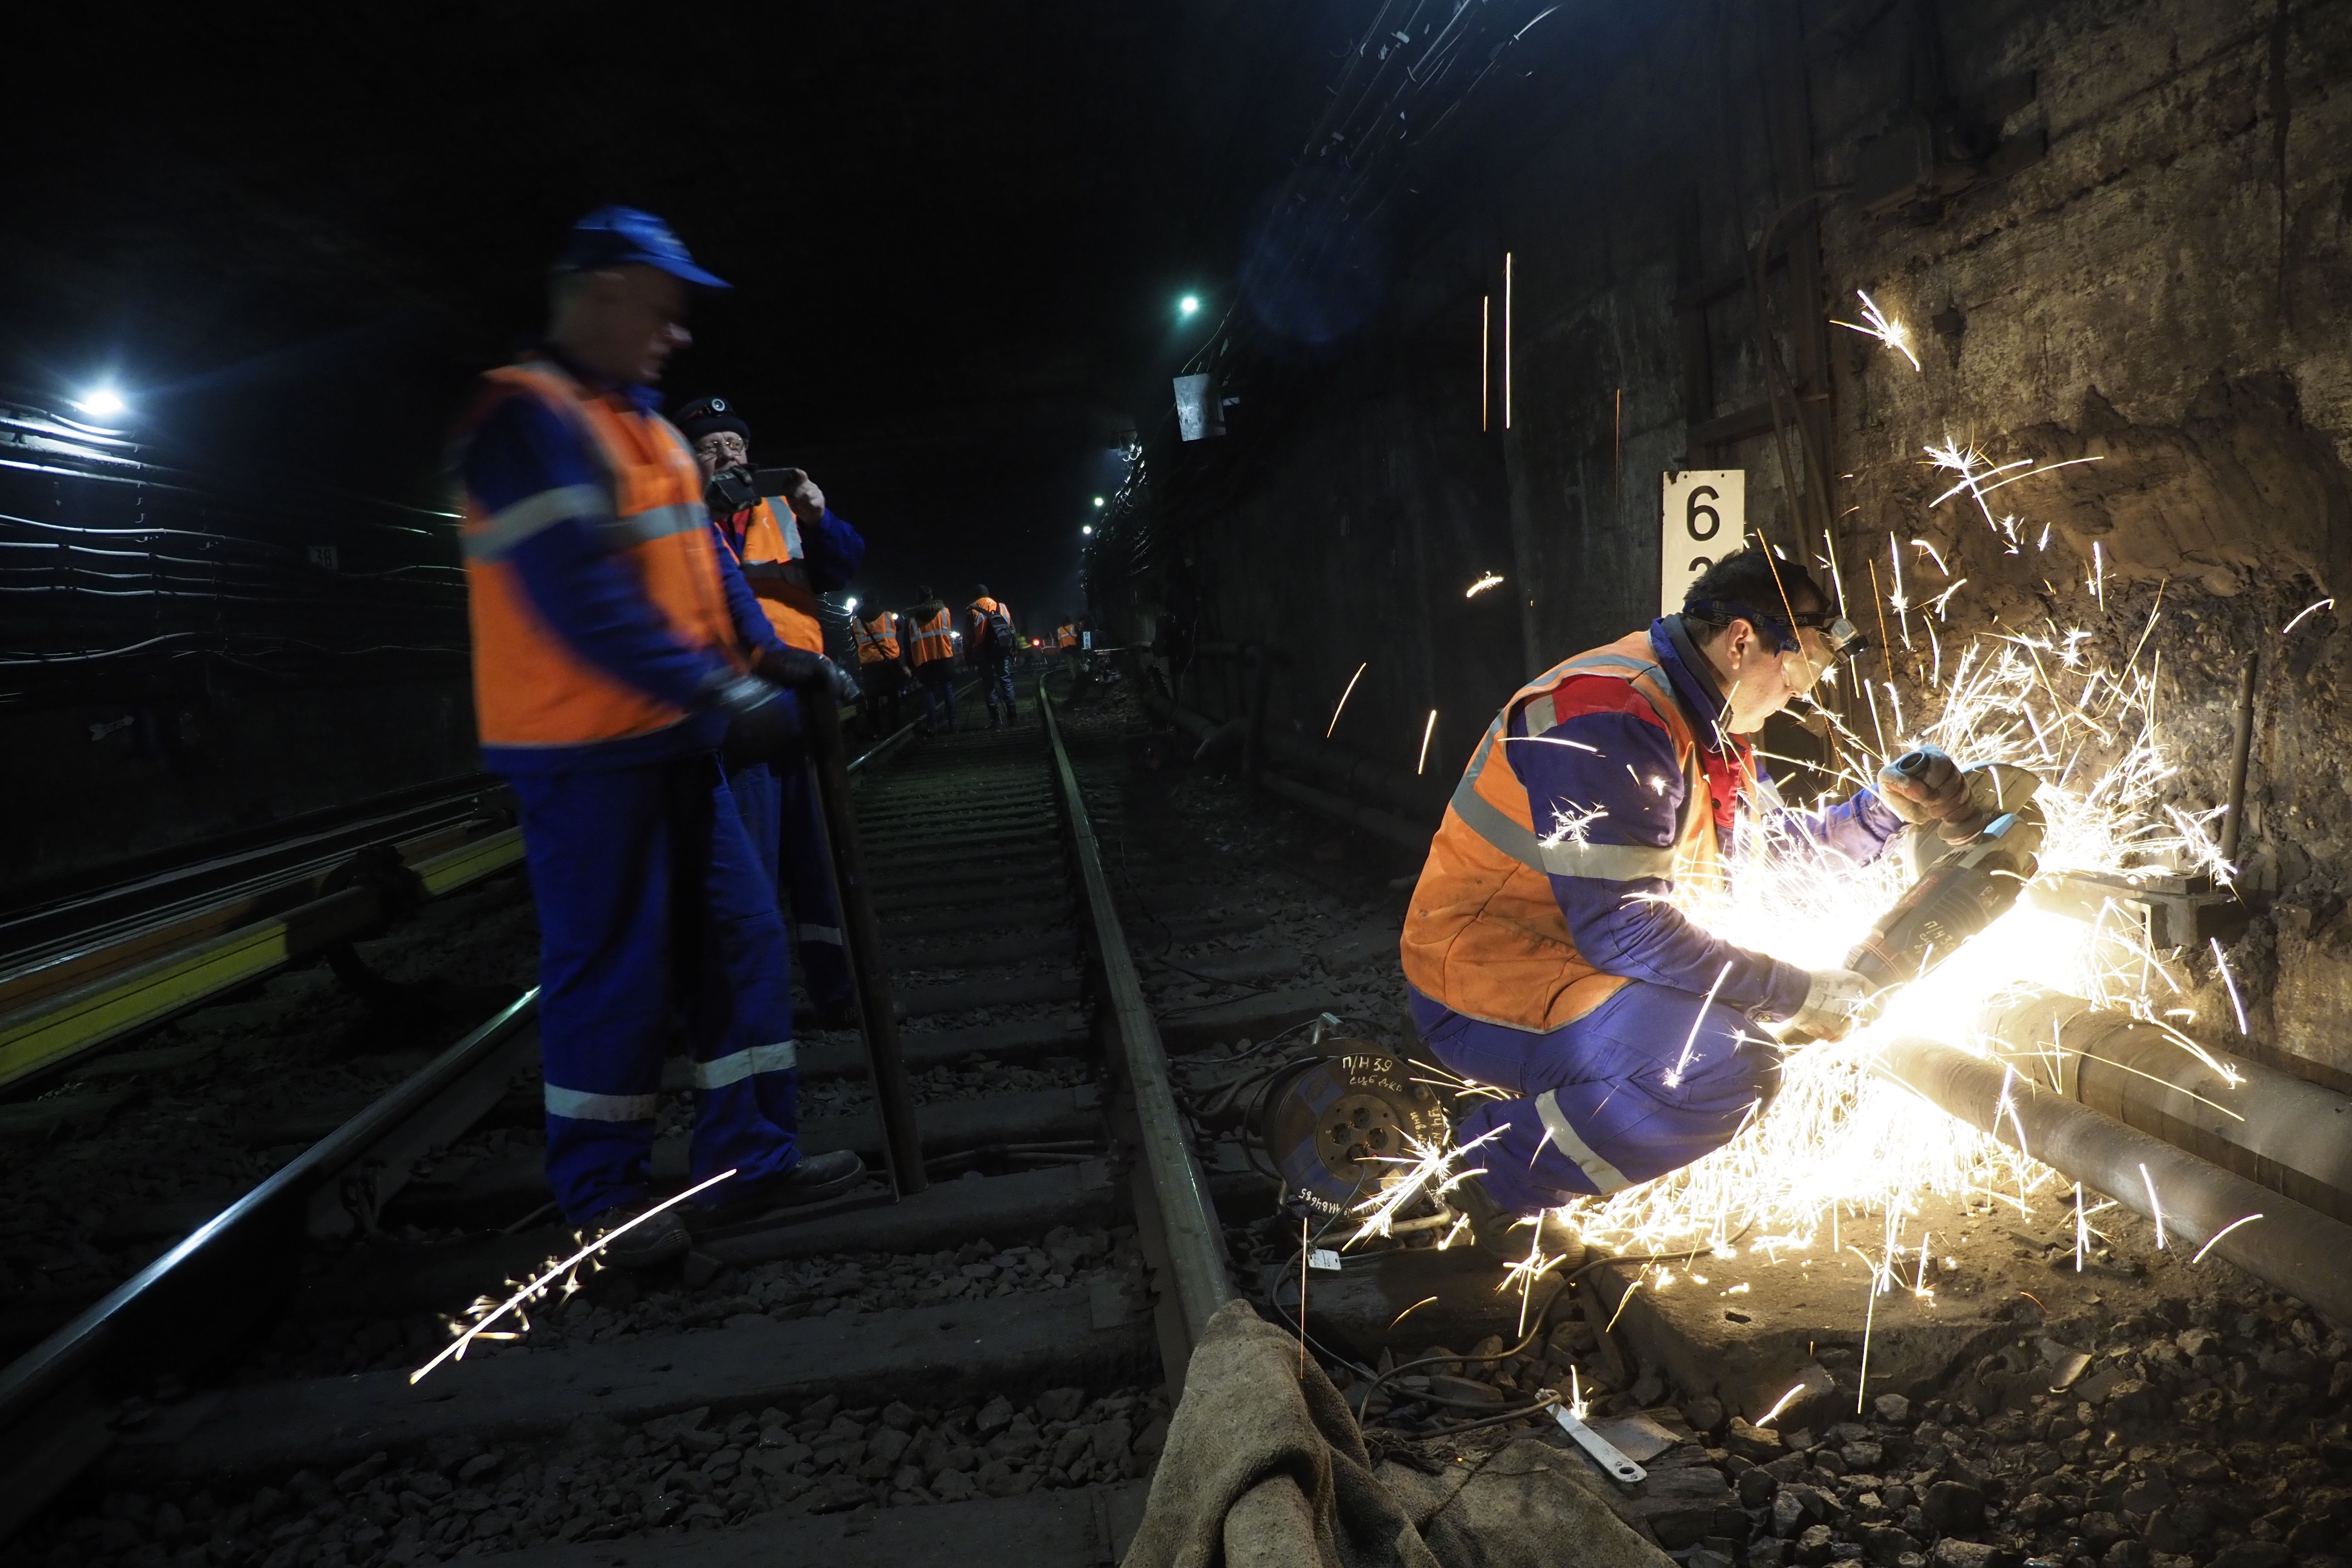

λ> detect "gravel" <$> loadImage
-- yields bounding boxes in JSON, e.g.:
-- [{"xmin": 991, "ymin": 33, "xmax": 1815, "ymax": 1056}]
[{"xmin": 10, "ymin": 1384, "xmax": 1171, "ymax": 1567}]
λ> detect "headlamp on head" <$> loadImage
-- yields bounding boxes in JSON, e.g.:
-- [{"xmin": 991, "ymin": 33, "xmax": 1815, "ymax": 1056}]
[{"xmin": 1685, "ymin": 598, "xmax": 1867, "ymax": 661}]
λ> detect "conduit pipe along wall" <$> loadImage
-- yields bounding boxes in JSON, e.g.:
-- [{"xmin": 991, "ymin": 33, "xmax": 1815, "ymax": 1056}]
[
  {"xmin": 1874, "ymin": 1037, "xmax": 2352, "ymax": 1327},
  {"xmin": 1139, "ymin": 689, "xmax": 1433, "ymax": 853},
  {"xmin": 1978, "ymin": 990, "xmax": 2352, "ymax": 1226},
  {"xmin": 1141, "ymin": 687, "xmax": 1445, "ymax": 824}
]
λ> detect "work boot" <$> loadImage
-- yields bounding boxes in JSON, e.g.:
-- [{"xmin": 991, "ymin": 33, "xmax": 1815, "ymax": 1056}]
[
  {"xmin": 688, "ymin": 1150, "xmax": 868, "ymax": 1231},
  {"xmin": 584, "ymin": 1200, "xmax": 692, "ymax": 1270},
  {"xmin": 1453, "ymin": 1173, "xmax": 1587, "ymax": 1270}
]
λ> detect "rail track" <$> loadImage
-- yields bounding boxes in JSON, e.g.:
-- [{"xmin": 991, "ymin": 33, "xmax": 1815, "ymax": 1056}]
[{"xmin": 0, "ymin": 685, "xmax": 1388, "ymax": 1568}]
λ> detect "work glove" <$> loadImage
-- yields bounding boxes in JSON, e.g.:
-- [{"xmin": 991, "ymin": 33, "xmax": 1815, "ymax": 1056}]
[
  {"xmin": 1875, "ymin": 745, "xmax": 1971, "ymax": 826},
  {"xmin": 706, "ymin": 672, "xmax": 798, "ymax": 763},
  {"xmin": 1784, "ymin": 967, "xmax": 1872, "ymax": 1043}
]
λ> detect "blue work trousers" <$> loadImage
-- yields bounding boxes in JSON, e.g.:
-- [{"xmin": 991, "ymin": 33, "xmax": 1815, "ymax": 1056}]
[
  {"xmin": 917, "ymin": 663, "xmax": 958, "ymax": 733},
  {"xmin": 727, "ymin": 754, "xmax": 853, "ymax": 1013},
  {"xmin": 1407, "ymin": 981, "xmax": 1782, "ymax": 1216},
  {"xmin": 511, "ymin": 754, "xmax": 801, "ymax": 1225},
  {"xmin": 980, "ymin": 657, "xmax": 1018, "ymax": 726}
]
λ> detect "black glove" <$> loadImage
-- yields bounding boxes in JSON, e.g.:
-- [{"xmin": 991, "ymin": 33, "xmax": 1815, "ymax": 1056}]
[
  {"xmin": 706, "ymin": 672, "xmax": 796, "ymax": 762},
  {"xmin": 755, "ymin": 646, "xmax": 857, "ymax": 706}
]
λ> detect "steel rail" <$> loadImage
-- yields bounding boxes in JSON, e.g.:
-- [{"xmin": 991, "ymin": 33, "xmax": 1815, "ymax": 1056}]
[
  {"xmin": 0, "ymin": 829, "xmax": 526, "ymax": 1090},
  {"xmin": 1874, "ymin": 1034, "xmax": 2352, "ymax": 1326},
  {"xmin": 0, "ymin": 992, "xmax": 542, "ymax": 1538},
  {"xmin": 1039, "ymin": 690, "xmax": 1235, "ymax": 1381}
]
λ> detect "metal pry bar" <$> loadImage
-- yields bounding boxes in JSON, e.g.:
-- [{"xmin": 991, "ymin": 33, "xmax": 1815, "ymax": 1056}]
[{"xmin": 1553, "ymin": 1406, "xmax": 1648, "ymax": 1486}]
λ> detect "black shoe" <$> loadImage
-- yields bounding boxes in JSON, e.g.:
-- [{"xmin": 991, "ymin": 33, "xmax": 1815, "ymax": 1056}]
[
  {"xmin": 689, "ymin": 1150, "xmax": 867, "ymax": 1230},
  {"xmin": 583, "ymin": 1200, "xmax": 692, "ymax": 1269},
  {"xmin": 1454, "ymin": 1174, "xmax": 1586, "ymax": 1268}
]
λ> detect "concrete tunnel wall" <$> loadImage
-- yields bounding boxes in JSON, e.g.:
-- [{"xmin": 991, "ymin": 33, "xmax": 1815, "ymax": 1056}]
[{"xmin": 1115, "ymin": 0, "xmax": 2352, "ymax": 1084}]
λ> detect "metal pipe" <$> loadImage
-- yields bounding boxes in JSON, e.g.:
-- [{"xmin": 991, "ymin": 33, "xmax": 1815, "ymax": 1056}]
[
  {"xmin": 1978, "ymin": 989, "xmax": 2352, "ymax": 1225},
  {"xmin": 1040, "ymin": 692, "xmax": 1233, "ymax": 1375},
  {"xmin": 796, "ymin": 687, "xmax": 926, "ymax": 1197},
  {"xmin": 1257, "ymin": 771, "xmax": 1432, "ymax": 856},
  {"xmin": 2221, "ymin": 648, "xmax": 2258, "ymax": 867},
  {"xmin": 1873, "ymin": 1035, "xmax": 2352, "ymax": 1324}
]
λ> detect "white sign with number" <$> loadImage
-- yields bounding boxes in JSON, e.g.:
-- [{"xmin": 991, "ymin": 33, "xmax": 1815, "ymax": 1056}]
[{"xmin": 1660, "ymin": 470, "xmax": 1744, "ymax": 617}]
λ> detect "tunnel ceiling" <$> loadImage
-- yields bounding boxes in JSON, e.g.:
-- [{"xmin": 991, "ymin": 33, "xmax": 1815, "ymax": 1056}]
[{"xmin": 0, "ymin": 1, "xmax": 1353, "ymax": 609}]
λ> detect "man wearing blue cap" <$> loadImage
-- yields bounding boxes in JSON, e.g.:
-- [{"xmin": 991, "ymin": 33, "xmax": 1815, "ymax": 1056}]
[{"xmin": 453, "ymin": 207, "xmax": 865, "ymax": 1268}]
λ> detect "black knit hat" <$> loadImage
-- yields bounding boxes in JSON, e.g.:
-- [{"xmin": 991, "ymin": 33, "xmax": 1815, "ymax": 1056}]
[{"xmin": 672, "ymin": 395, "xmax": 750, "ymax": 444}]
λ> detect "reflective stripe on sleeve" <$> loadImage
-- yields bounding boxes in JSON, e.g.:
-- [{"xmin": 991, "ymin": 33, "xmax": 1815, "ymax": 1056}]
[
  {"xmin": 601, "ymin": 501, "xmax": 710, "ymax": 549},
  {"xmin": 691, "ymin": 1041, "xmax": 799, "ymax": 1090},
  {"xmin": 797, "ymin": 926, "xmax": 844, "ymax": 947},
  {"xmin": 464, "ymin": 484, "xmax": 609, "ymax": 561},
  {"xmin": 544, "ymin": 1084, "xmax": 659, "ymax": 1122},
  {"xmin": 1534, "ymin": 1091, "xmax": 1632, "ymax": 1194}
]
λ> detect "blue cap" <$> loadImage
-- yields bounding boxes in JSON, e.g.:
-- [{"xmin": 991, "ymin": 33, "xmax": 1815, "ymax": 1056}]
[{"xmin": 553, "ymin": 206, "xmax": 729, "ymax": 288}]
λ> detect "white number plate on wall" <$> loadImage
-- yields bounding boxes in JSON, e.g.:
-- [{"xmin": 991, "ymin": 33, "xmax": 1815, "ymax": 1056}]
[{"xmin": 1660, "ymin": 470, "xmax": 1744, "ymax": 617}]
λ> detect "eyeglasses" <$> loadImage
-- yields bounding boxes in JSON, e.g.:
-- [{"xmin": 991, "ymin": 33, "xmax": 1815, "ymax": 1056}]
[
  {"xmin": 1790, "ymin": 611, "xmax": 1866, "ymax": 659},
  {"xmin": 696, "ymin": 434, "xmax": 749, "ymax": 460}
]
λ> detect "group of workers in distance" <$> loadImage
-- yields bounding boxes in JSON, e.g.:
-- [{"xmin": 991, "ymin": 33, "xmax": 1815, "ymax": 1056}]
[
  {"xmin": 454, "ymin": 206, "xmax": 1034, "ymax": 1267},
  {"xmin": 452, "ymin": 204, "xmax": 1983, "ymax": 1280},
  {"xmin": 844, "ymin": 582, "xmax": 1043, "ymax": 738}
]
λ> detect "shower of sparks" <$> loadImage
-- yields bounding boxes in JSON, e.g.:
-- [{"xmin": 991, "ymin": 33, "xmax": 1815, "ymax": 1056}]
[
  {"xmin": 1391, "ymin": 1295, "xmax": 1441, "ymax": 1331},
  {"xmin": 1663, "ymin": 961, "xmax": 1735, "ymax": 1088},
  {"xmin": 1888, "ymin": 535, "xmax": 1911, "ymax": 649},
  {"xmin": 1832, "ymin": 290, "xmax": 1922, "ymax": 372},
  {"xmin": 1466, "ymin": 573, "xmax": 1505, "ymax": 598},
  {"xmin": 1568, "ymin": 1365, "xmax": 1587, "ymax": 1421},
  {"xmin": 1602, "ymin": 1279, "xmax": 1642, "ymax": 1334},
  {"xmin": 2210, "ymin": 937, "xmax": 2249, "ymax": 1035},
  {"xmin": 2074, "ymin": 1182, "xmax": 2088, "ymax": 1271},
  {"xmin": 1911, "ymin": 539, "xmax": 1950, "ymax": 576},
  {"xmin": 2139, "ymin": 1162, "xmax": 2167, "ymax": 1250},
  {"xmin": 1327, "ymin": 662, "xmax": 1369, "ymax": 739},
  {"xmin": 2283, "ymin": 598, "xmax": 2335, "ymax": 635},
  {"xmin": 1417, "ymin": 709, "xmax": 1440, "ymax": 775},
  {"xmin": 2190, "ymin": 1213, "xmax": 2263, "ymax": 1264},
  {"xmin": 1539, "ymin": 801, "xmax": 1609, "ymax": 848},
  {"xmin": 1755, "ymin": 1382, "xmax": 1807, "ymax": 1427},
  {"xmin": 1925, "ymin": 442, "xmax": 2103, "ymax": 541},
  {"xmin": 1545, "ymin": 583, "xmax": 2233, "ymax": 1274},
  {"xmin": 2091, "ymin": 542, "xmax": 2106, "ymax": 610},
  {"xmin": 413, "ymin": 1170, "xmax": 737, "ymax": 1383},
  {"xmin": 1347, "ymin": 1128, "xmax": 1499, "ymax": 1248}
]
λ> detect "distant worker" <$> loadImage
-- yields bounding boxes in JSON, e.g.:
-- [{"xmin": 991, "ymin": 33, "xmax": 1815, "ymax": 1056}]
[
  {"xmin": 672, "ymin": 394, "xmax": 864, "ymax": 1029},
  {"xmin": 1055, "ymin": 615, "xmax": 1082, "ymax": 681},
  {"xmin": 966, "ymin": 584, "xmax": 1021, "ymax": 730},
  {"xmin": 906, "ymin": 583, "xmax": 957, "ymax": 733},
  {"xmin": 849, "ymin": 602, "xmax": 911, "ymax": 736},
  {"xmin": 454, "ymin": 207, "xmax": 862, "ymax": 1266},
  {"xmin": 1401, "ymin": 547, "xmax": 1976, "ymax": 1235}
]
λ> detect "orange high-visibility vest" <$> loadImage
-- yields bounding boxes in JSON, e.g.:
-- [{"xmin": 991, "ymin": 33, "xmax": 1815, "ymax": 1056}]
[
  {"xmin": 1056, "ymin": 624, "xmax": 1079, "ymax": 649},
  {"xmin": 461, "ymin": 361, "xmax": 739, "ymax": 750},
  {"xmin": 910, "ymin": 607, "xmax": 955, "ymax": 666},
  {"xmin": 718, "ymin": 498, "xmax": 825, "ymax": 653},
  {"xmin": 1400, "ymin": 631, "xmax": 1720, "ymax": 1032},
  {"xmin": 852, "ymin": 611, "xmax": 903, "ymax": 665}
]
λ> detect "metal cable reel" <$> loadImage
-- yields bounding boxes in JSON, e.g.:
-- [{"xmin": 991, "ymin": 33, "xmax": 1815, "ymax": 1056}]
[{"xmin": 1191, "ymin": 1016, "xmax": 1455, "ymax": 1235}]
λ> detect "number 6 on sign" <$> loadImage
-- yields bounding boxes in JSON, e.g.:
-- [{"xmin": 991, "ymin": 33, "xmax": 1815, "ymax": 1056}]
[{"xmin": 1660, "ymin": 470, "xmax": 1745, "ymax": 617}]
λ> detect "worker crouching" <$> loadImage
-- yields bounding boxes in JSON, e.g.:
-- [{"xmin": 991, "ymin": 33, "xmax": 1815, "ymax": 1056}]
[
  {"xmin": 1401, "ymin": 547, "xmax": 1975, "ymax": 1235},
  {"xmin": 454, "ymin": 209, "xmax": 862, "ymax": 1269}
]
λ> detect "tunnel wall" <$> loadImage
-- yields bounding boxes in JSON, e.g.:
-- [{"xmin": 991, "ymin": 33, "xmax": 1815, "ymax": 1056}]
[{"xmin": 1120, "ymin": 0, "xmax": 2352, "ymax": 1082}]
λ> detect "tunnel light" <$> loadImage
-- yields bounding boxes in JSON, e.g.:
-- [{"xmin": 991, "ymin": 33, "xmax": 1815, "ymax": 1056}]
[
  {"xmin": 1178, "ymin": 295, "xmax": 1200, "ymax": 318},
  {"xmin": 76, "ymin": 386, "xmax": 127, "ymax": 419},
  {"xmin": 843, "ymin": 596, "xmax": 859, "ymax": 613},
  {"xmin": 1093, "ymin": 496, "xmax": 1105, "ymax": 507},
  {"xmin": 1082, "ymin": 524, "xmax": 1094, "ymax": 536}
]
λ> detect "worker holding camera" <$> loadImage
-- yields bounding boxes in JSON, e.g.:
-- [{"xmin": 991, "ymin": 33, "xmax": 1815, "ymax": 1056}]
[{"xmin": 674, "ymin": 394, "xmax": 866, "ymax": 1028}]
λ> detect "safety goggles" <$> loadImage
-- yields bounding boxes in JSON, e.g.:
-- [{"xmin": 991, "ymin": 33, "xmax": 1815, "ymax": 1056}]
[{"xmin": 1688, "ymin": 598, "xmax": 1867, "ymax": 658}]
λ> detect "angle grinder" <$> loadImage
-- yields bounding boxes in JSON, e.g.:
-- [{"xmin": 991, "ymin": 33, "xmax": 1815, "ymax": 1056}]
[{"xmin": 1788, "ymin": 755, "xmax": 2045, "ymax": 1039}]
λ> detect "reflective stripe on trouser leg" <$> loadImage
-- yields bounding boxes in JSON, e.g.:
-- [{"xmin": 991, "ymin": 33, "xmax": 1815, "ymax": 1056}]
[
  {"xmin": 686, "ymin": 760, "xmax": 803, "ymax": 1191},
  {"xmin": 774, "ymin": 757, "xmax": 853, "ymax": 1010},
  {"xmin": 1408, "ymin": 980, "xmax": 1779, "ymax": 1216},
  {"xmin": 512, "ymin": 762, "xmax": 680, "ymax": 1225}
]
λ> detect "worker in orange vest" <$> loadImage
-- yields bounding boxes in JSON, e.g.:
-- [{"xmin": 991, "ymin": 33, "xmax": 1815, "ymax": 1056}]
[
  {"xmin": 849, "ymin": 604, "xmax": 911, "ymax": 736},
  {"xmin": 965, "ymin": 585, "xmax": 1021, "ymax": 729},
  {"xmin": 454, "ymin": 208, "xmax": 862, "ymax": 1266},
  {"xmin": 673, "ymin": 395, "xmax": 863, "ymax": 1028},
  {"xmin": 1402, "ymin": 547, "xmax": 1973, "ymax": 1244},
  {"xmin": 906, "ymin": 584, "xmax": 958, "ymax": 733}
]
